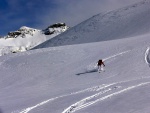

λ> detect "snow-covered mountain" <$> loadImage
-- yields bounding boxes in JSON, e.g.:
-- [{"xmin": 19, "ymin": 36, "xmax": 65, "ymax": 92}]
[
  {"xmin": 34, "ymin": 0, "xmax": 150, "ymax": 49},
  {"xmin": 1, "ymin": 0, "xmax": 150, "ymax": 113},
  {"xmin": 0, "ymin": 23, "xmax": 69, "ymax": 56}
]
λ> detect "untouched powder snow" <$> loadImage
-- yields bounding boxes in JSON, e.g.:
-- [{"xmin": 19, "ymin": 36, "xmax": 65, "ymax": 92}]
[
  {"xmin": 0, "ymin": 32, "xmax": 150, "ymax": 113},
  {"xmin": 34, "ymin": 0, "xmax": 150, "ymax": 49}
]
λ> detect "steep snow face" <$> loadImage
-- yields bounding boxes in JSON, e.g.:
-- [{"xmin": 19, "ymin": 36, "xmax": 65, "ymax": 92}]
[
  {"xmin": 34, "ymin": 0, "xmax": 150, "ymax": 48},
  {"xmin": 0, "ymin": 23, "xmax": 69, "ymax": 56}
]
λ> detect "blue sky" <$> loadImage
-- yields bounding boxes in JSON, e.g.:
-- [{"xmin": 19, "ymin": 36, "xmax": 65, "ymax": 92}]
[{"xmin": 0, "ymin": 0, "xmax": 141, "ymax": 36}]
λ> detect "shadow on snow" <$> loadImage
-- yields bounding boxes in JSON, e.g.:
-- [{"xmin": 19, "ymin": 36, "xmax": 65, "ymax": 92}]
[{"xmin": 76, "ymin": 69, "xmax": 98, "ymax": 75}]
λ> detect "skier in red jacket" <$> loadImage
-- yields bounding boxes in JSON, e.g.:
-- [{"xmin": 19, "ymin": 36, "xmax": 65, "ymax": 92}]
[{"xmin": 97, "ymin": 59, "xmax": 105, "ymax": 72}]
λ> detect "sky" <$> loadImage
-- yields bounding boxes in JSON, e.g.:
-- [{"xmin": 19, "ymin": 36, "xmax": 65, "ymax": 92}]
[{"xmin": 0, "ymin": 0, "xmax": 142, "ymax": 36}]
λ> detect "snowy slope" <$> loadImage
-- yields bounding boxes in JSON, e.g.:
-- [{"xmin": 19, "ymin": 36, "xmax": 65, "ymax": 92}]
[
  {"xmin": 1, "ymin": 0, "xmax": 150, "ymax": 113},
  {"xmin": 0, "ymin": 32, "xmax": 150, "ymax": 113},
  {"xmin": 0, "ymin": 23, "xmax": 68, "ymax": 56},
  {"xmin": 34, "ymin": 0, "xmax": 150, "ymax": 49}
]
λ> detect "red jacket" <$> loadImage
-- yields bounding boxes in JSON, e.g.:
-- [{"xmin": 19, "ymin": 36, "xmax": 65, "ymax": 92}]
[{"xmin": 98, "ymin": 60, "xmax": 105, "ymax": 66}]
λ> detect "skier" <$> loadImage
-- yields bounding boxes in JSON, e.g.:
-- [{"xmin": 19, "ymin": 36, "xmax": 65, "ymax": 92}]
[{"xmin": 97, "ymin": 59, "xmax": 105, "ymax": 72}]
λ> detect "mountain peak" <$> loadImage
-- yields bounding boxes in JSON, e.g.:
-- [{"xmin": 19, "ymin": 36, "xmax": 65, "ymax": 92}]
[
  {"xmin": 43, "ymin": 23, "xmax": 69, "ymax": 35},
  {"xmin": 0, "ymin": 23, "xmax": 69, "ymax": 56}
]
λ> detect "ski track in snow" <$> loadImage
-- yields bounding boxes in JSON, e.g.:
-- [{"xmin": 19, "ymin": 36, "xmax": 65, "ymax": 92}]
[
  {"xmin": 103, "ymin": 50, "xmax": 130, "ymax": 61},
  {"xmin": 18, "ymin": 50, "xmax": 146, "ymax": 113},
  {"xmin": 18, "ymin": 75, "xmax": 150, "ymax": 113},
  {"xmin": 145, "ymin": 47, "xmax": 150, "ymax": 67},
  {"xmin": 18, "ymin": 84, "xmax": 114, "ymax": 113},
  {"xmin": 63, "ymin": 82, "xmax": 150, "ymax": 113},
  {"xmin": 79, "ymin": 50, "xmax": 130, "ymax": 75},
  {"xmin": 62, "ymin": 76, "xmax": 150, "ymax": 113}
]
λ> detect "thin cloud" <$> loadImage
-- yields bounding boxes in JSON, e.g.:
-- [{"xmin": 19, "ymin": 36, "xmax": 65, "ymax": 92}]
[{"xmin": 0, "ymin": 0, "xmax": 142, "ymax": 36}]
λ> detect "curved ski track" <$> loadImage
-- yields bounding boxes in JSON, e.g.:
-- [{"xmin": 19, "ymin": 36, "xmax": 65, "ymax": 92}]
[
  {"xmin": 62, "ymin": 81, "xmax": 150, "ymax": 113},
  {"xmin": 145, "ymin": 47, "xmax": 150, "ymax": 67},
  {"xmin": 18, "ymin": 77, "xmax": 150, "ymax": 113}
]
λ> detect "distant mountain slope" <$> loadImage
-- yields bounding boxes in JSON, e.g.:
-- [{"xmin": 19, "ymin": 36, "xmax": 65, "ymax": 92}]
[
  {"xmin": 0, "ymin": 23, "xmax": 69, "ymax": 56},
  {"xmin": 34, "ymin": 0, "xmax": 150, "ymax": 49}
]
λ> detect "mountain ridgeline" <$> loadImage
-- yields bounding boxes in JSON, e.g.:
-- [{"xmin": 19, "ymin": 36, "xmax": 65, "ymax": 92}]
[{"xmin": 34, "ymin": 0, "xmax": 150, "ymax": 49}]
